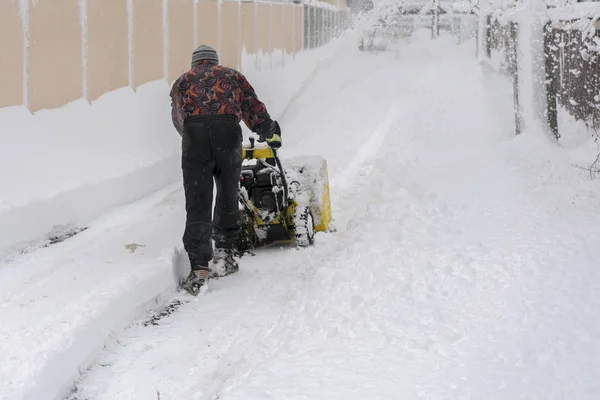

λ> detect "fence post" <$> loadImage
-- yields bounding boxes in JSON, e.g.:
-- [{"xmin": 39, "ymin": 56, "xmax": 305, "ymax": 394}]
[
  {"xmin": 544, "ymin": 22, "xmax": 560, "ymax": 139},
  {"xmin": 432, "ymin": 0, "xmax": 439, "ymax": 39},
  {"xmin": 238, "ymin": 0, "xmax": 242, "ymax": 70},
  {"xmin": 292, "ymin": 3, "xmax": 295, "ymax": 57},
  {"xmin": 254, "ymin": 0, "xmax": 258, "ymax": 70},
  {"xmin": 218, "ymin": 0, "xmax": 222, "ymax": 55},
  {"xmin": 269, "ymin": 1, "xmax": 272, "ymax": 71},
  {"xmin": 510, "ymin": 21, "xmax": 521, "ymax": 135},
  {"xmin": 485, "ymin": 14, "xmax": 491, "ymax": 58}
]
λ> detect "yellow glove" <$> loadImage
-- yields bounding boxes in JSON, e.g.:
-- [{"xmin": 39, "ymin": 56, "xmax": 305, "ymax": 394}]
[{"xmin": 266, "ymin": 133, "xmax": 282, "ymax": 149}]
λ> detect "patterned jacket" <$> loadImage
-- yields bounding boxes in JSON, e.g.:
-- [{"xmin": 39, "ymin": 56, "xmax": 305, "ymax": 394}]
[{"xmin": 170, "ymin": 60, "xmax": 271, "ymax": 136}]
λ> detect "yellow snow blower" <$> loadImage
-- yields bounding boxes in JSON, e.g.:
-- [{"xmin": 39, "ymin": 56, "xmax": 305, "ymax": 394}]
[{"xmin": 235, "ymin": 136, "xmax": 332, "ymax": 253}]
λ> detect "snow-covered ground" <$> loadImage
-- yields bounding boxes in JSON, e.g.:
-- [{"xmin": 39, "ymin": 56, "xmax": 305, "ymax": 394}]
[{"xmin": 2, "ymin": 30, "xmax": 600, "ymax": 400}]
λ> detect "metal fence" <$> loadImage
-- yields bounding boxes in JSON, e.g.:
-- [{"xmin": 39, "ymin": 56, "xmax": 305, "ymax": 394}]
[
  {"xmin": 545, "ymin": 23, "xmax": 600, "ymax": 136},
  {"xmin": 483, "ymin": 15, "xmax": 600, "ymax": 139}
]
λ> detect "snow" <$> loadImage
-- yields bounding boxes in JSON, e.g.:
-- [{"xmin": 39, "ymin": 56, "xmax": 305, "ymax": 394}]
[
  {"xmin": 2, "ymin": 29, "xmax": 600, "ymax": 400},
  {"xmin": 0, "ymin": 81, "xmax": 181, "ymax": 260},
  {"xmin": 0, "ymin": 183, "xmax": 188, "ymax": 400},
  {"xmin": 547, "ymin": 2, "xmax": 600, "ymax": 23},
  {"xmin": 284, "ymin": 155, "xmax": 329, "ymax": 229}
]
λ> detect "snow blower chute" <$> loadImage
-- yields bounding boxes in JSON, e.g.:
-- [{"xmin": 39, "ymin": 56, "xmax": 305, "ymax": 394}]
[{"xmin": 235, "ymin": 137, "xmax": 332, "ymax": 252}]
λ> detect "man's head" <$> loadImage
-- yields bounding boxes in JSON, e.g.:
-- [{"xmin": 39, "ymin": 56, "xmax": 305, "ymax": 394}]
[{"xmin": 191, "ymin": 45, "xmax": 219, "ymax": 67}]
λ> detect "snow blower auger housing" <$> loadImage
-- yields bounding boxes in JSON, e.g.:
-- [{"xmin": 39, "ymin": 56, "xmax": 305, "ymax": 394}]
[{"xmin": 235, "ymin": 137, "xmax": 332, "ymax": 253}]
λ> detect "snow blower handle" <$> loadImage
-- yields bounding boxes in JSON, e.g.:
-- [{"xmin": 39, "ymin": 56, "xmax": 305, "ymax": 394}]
[{"xmin": 272, "ymin": 148, "xmax": 291, "ymax": 205}]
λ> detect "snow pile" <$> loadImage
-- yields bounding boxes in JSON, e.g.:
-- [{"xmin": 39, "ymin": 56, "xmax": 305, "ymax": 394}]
[
  {"xmin": 0, "ymin": 81, "xmax": 181, "ymax": 260},
  {"xmin": 0, "ymin": 183, "xmax": 189, "ymax": 400},
  {"xmin": 285, "ymin": 154, "xmax": 330, "ymax": 230}
]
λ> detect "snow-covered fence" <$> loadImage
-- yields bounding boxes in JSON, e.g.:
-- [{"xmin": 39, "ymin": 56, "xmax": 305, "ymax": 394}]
[
  {"xmin": 303, "ymin": 0, "xmax": 352, "ymax": 49},
  {"xmin": 544, "ymin": 20, "xmax": 600, "ymax": 137},
  {"xmin": 478, "ymin": 1, "xmax": 600, "ymax": 141},
  {"xmin": 483, "ymin": 17, "xmax": 522, "ymax": 135}
]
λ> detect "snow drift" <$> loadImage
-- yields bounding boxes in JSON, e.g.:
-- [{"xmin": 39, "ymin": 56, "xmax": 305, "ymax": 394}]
[{"xmin": 0, "ymin": 81, "xmax": 182, "ymax": 260}]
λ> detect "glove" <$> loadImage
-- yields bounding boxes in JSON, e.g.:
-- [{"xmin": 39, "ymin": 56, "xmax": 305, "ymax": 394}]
[
  {"xmin": 259, "ymin": 120, "xmax": 282, "ymax": 149},
  {"xmin": 266, "ymin": 134, "xmax": 282, "ymax": 149}
]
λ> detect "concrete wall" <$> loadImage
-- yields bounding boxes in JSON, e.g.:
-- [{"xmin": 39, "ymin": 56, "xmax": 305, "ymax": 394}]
[{"xmin": 0, "ymin": 0, "xmax": 349, "ymax": 113}]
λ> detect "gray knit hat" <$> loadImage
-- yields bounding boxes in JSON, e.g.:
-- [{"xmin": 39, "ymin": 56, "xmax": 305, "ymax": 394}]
[{"xmin": 191, "ymin": 45, "xmax": 219, "ymax": 67}]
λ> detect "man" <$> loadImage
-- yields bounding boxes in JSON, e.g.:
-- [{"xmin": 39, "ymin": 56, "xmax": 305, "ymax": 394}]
[{"xmin": 170, "ymin": 45, "xmax": 282, "ymax": 296}]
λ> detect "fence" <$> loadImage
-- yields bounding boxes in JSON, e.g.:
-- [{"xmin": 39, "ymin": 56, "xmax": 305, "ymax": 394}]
[
  {"xmin": 0, "ymin": 0, "xmax": 349, "ymax": 113},
  {"xmin": 481, "ymin": 12, "xmax": 600, "ymax": 139},
  {"xmin": 545, "ymin": 21, "xmax": 600, "ymax": 137}
]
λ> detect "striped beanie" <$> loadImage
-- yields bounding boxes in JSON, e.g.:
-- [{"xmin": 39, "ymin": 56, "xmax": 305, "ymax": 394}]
[{"xmin": 191, "ymin": 45, "xmax": 219, "ymax": 67}]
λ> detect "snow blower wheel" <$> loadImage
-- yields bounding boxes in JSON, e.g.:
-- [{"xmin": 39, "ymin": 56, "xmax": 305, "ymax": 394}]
[
  {"xmin": 234, "ymin": 207, "xmax": 258, "ymax": 255},
  {"xmin": 294, "ymin": 205, "xmax": 315, "ymax": 247}
]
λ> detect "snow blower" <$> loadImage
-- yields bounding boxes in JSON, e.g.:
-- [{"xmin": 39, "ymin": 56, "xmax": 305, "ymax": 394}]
[{"xmin": 235, "ymin": 136, "xmax": 332, "ymax": 253}]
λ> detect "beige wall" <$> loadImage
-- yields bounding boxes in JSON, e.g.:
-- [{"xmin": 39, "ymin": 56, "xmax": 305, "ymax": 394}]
[
  {"xmin": 88, "ymin": 0, "xmax": 129, "ymax": 102},
  {"xmin": 284, "ymin": 5, "xmax": 294, "ymax": 53},
  {"xmin": 295, "ymin": 5, "xmax": 303, "ymax": 53},
  {"xmin": 221, "ymin": 1, "xmax": 241, "ymax": 69},
  {"xmin": 256, "ymin": 3, "xmax": 271, "ymax": 53},
  {"xmin": 271, "ymin": 4, "xmax": 284, "ymax": 51},
  {"xmin": 29, "ymin": 0, "xmax": 82, "ymax": 111},
  {"xmin": 0, "ymin": 1, "xmax": 23, "ymax": 108},
  {"xmin": 133, "ymin": 0, "xmax": 164, "ymax": 89},
  {"xmin": 241, "ymin": 3, "xmax": 257, "ymax": 54},
  {"xmin": 1, "ymin": 0, "xmax": 343, "ymax": 112},
  {"xmin": 169, "ymin": 0, "xmax": 195, "ymax": 82},
  {"xmin": 197, "ymin": 0, "xmax": 219, "ymax": 54}
]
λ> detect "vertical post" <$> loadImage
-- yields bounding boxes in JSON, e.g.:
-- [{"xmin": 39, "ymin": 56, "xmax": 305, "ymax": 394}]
[
  {"xmin": 254, "ymin": 0, "xmax": 259, "ymax": 70},
  {"xmin": 544, "ymin": 22, "xmax": 560, "ymax": 139},
  {"xmin": 193, "ymin": 0, "xmax": 198, "ymax": 48},
  {"xmin": 128, "ymin": 0, "xmax": 134, "ymax": 89},
  {"xmin": 81, "ymin": 0, "xmax": 89, "ymax": 100},
  {"xmin": 321, "ymin": 7, "xmax": 325, "ymax": 45},
  {"xmin": 163, "ymin": 0, "xmax": 169, "ymax": 81},
  {"xmin": 475, "ymin": 12, "xmax": 479, "ymax": 57},
  {"xmin": 218, "ymin": 0, "xmax": 222, "ymax": 55},
  {"xmin": 432, "ymin": 0, "xmax": 439, "ymax": 39},
  {"xmin": 282, "ymin": 3, "xmax": 285, "ymax": 66},
  {"xmin": 20, "ymin": 0, "xmax": 30, "ymax": 110},
  {"xmin": 510, "ymin": 21, "xmax": 521, "ymax": 135},
  {"xmin": 292, "ymin": 3, "xmax": 296, "ymax": 57},
  {"xmin": 269, "ymin": 1, "xmax": 272, "ymax": 71},
  {"xmin": 238, "ymin": 0, "xmax": 242, "ymax": 70},
  {"xmin": 308, "ymin": 6, "xmax": 312, "ymax": 49},
  {"xmin": 485, "ymin": 14, "xmax": 491, "ymax": 58}
]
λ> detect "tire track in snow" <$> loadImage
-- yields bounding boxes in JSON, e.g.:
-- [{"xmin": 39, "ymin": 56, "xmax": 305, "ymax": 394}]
[
  {"xmin": 199, "ymin": 102, "xmax": 412, "ymax": 400},
  {"xmin": 64, "ymin": 106, "xmax": 409, "ymax": 400}
]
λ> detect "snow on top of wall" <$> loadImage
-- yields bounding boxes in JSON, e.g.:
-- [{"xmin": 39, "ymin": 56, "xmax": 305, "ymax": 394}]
[
  {"xmin": 304, "ymin": 0, "xmax": 341, "ymax": 11},
  {"xmin": 547, "ymin": 2, "xmax": 600, "ymax": 22}
]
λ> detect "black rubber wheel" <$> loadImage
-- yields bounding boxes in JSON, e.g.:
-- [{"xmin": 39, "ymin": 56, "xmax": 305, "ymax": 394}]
[
  {"xmin": 294, "ymin": 206, "xmax": 315, "ymax": 247},
  {"xmin": 234, "ymin": 210, "xmax": 257, "ymax": 256}
]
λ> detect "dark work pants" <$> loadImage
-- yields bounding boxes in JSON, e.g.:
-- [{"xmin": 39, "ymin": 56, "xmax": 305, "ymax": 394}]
[{"xmin": 181, "ymin": 115, "xmax": 243, "ymax": 268}]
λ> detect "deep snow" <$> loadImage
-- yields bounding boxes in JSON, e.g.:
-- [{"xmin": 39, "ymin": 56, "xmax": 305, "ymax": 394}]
[
  {"xmin": 0, "ymin": 81, "xmax": 181, "ymax": 260},
  {"xmin": 2, "ymin": 30, "xmax": 600, "ymax": 400}
]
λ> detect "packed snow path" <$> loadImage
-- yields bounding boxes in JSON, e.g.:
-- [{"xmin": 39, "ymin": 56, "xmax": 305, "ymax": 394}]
[{"xmin": 6, "ymin": 35, "xmax": 600, "ymax": 400}]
